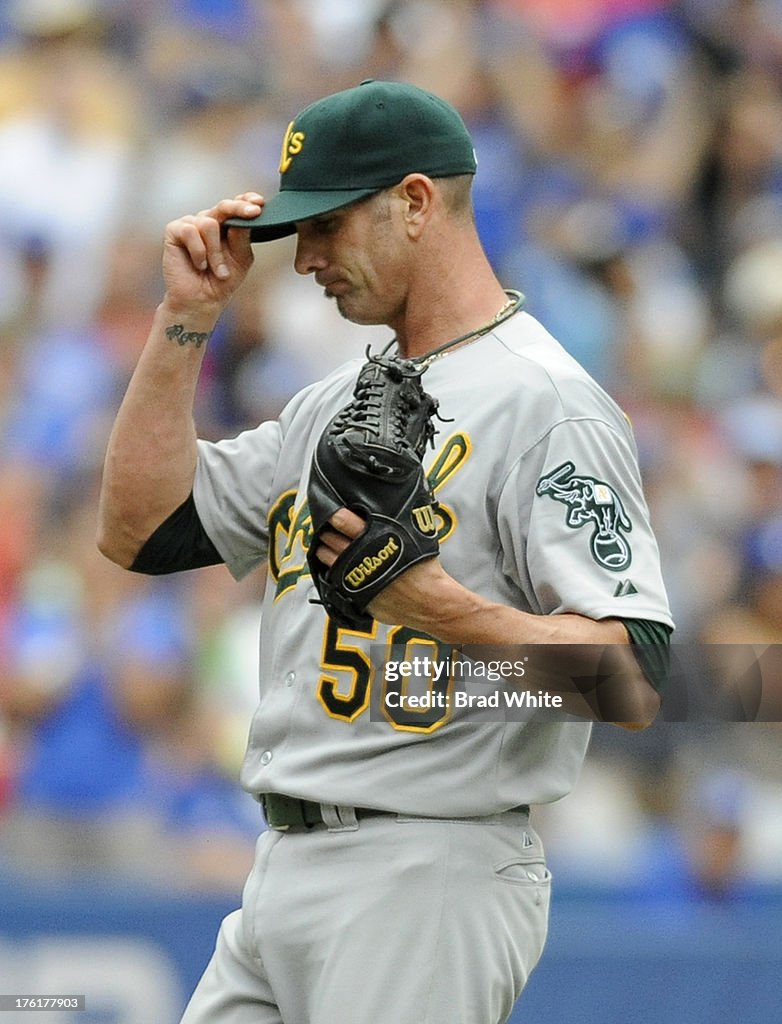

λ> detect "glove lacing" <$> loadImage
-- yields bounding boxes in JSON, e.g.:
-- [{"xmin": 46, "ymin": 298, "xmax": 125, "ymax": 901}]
[{"xmin": 329, "ymin": 350, "xmax": 441, "ymax": 461}]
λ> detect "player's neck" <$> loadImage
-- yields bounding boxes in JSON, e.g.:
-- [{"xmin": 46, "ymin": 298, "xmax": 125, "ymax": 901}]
[
  {"xmin": 393, "ymin": 240, "xmax": 510, "ymax": 359},
  {"xmin": 396, "ymin": 278, "xmax": 513, "ymax": 360}
]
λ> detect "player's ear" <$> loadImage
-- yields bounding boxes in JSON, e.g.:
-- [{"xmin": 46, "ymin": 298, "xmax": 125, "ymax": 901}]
[{"xmin": 396, "ymin": 174, "xmax": 436, "ymax": 239}]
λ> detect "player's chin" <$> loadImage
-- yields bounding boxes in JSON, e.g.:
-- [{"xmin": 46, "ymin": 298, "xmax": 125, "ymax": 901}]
[
  {"xmin": 334, "ymin": 300, "xmax": 371, "ymax": 325},
  {"xmin": 331, "ymin": 290, "xmax": 389, "ymax": 327}
]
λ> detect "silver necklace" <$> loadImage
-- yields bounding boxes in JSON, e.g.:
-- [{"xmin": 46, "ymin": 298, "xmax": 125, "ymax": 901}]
[{"xmin": 381, "ymin": 290, "xmax": 525, "ymax": 368}]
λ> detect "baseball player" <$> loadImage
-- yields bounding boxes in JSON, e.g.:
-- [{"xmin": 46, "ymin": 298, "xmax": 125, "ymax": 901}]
[{"xmin": 98, "ymin": 81, "xmax": 673, "ymax": 1024}]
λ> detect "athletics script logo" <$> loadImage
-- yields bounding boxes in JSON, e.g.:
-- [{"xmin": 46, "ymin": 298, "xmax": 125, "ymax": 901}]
[{"xmin": 536, "ymin": 461, "xmax": 632, "ymax": 571}]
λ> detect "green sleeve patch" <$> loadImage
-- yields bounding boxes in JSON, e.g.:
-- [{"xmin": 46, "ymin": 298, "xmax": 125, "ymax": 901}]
[{"xmin": 536, "ymin": 462, "xmax": 633, "ymax": 571}]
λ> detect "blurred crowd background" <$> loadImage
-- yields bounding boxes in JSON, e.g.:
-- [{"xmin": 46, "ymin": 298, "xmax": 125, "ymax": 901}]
[{"xmin": 0, "ymin": 0, "xmax": 781, "ymax": 902}]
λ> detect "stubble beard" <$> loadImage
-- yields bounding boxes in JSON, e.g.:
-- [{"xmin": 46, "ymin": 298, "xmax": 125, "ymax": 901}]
[{"xmin": 330, "ymin": 289, "xmax": 386, "ymax": 327}]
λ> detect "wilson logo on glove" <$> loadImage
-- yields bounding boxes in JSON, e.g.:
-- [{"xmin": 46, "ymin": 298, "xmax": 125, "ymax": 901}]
[
  {"xmin": 411, "ymin": 504, "xmax": 437, "ymax": 535},
  {"xmin": 343, "ymin": 538, "xmax": 401, "ymax": 590}
]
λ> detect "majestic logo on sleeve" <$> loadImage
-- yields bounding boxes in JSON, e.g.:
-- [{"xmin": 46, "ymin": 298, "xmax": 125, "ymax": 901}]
[{"xmin": 536, "ymin": 461, "xmax": 632, "ymax": 571}]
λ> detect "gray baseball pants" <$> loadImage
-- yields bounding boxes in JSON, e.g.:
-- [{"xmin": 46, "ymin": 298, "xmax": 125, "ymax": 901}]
[{"xmin": 180, "ymin": 809, "xmax": 550, "ymax": 1024}]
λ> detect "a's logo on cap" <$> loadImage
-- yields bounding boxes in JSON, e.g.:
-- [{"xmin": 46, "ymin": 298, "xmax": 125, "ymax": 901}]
[{"xmin": 279, "ymin": 121, "xmax": 306, "ymax": 174}]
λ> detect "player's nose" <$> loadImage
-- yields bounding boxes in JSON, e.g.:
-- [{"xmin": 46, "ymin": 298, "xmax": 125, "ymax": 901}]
[{"xmin": 293, "ymin": 229, "xmax": 327, "ymax": 276}]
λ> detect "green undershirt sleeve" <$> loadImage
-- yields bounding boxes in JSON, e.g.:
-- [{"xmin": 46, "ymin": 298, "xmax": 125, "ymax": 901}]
[
  {"xmin": 620, "ymin": 617, "xmax": 673, "ymax": 698},
  {"xmin": 129, "ymin": 492, "xmax": 224, "ymax": 575}
]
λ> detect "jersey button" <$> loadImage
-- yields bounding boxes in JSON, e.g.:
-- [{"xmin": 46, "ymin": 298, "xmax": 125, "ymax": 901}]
[
  {"xmin": 285, "ymin": 672, "xmax": 295, "ymax": 687},
  {"xmin": 260, "ymin": 750, "xmax": 273, "ymax": 766}
]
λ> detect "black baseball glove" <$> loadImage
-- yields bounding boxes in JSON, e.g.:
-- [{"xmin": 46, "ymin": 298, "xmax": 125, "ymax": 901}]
[{"xmin": 307, "ymin": 351, "xmax": 441, "ymax": 630}]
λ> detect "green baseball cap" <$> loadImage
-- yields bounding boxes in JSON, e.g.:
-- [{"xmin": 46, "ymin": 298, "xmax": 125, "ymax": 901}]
[{"xmin": 224, "ymin": 80, "xmax": 477, "ymax": 243}]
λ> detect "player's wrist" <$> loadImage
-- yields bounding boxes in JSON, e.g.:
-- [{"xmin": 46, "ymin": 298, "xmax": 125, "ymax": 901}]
[
  {"xmin": 158, "ymin": 295, "xmax": 222, "ymax": 330},
  {"xmin": 409, "ymin": 575, "xmax": 498, "ymax": 645}
]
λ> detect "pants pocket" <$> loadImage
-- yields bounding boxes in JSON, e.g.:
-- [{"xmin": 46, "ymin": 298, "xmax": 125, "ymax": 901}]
[{"xmin": 493, "ymin": 856, "xmax": 552, "ymax": 887}]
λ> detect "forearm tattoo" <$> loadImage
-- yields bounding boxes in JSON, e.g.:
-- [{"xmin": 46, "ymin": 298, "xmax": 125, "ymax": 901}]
[{"xmin": 165, "ymin": 323, "xmax": 211, "ymax": 348}]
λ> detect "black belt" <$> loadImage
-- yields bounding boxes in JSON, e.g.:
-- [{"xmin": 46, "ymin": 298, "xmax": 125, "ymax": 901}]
[
  {"xmin": 261, "ymin": 794, "xmax": 392, "ymax": 830},
  {"xmin": 261, "ymin": 794, "xmax": 530, "ymax": 830}
]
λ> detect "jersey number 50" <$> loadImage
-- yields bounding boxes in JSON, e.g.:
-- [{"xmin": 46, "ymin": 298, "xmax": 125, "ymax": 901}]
[{"xmin": 317, "ymin": 619, "xmax": 454, "ymax": 733}]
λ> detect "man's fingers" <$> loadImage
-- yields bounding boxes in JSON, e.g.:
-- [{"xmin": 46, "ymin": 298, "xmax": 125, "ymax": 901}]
[
  {"xmin": 199, "ymin": 216, "xmax": 233, "ymax": 278},
  {"xmin": 314, "ymin": 512, "xmax": 367, "ymax": 567},
  {"xmin": 168, "ymin": 197, "xmax": 263, "ymax": 278},
  {"xmin": 209, "ymin": 195, "xmax": 264, "ymax": 221},
  {"xmin": 197, "ymin": 194, "xmax": 264, "ymax": 219},
  {"xmin": 206, "ymin": 196, "xmax": 263, "ymax": 273},
  {"xmin": 329, "ymin": 508, "xmax": 367, "ymax": 538},
  {"xmin": 315, "ymin": 528, "xmax": 350, "ymax": 567},
  {"xmin": 172, "ymin": 217, "xmax": 210, "ymax": 272},
  {"xmin": 315, "ymin": 545, "xmax": 337, "ymax": 568}
]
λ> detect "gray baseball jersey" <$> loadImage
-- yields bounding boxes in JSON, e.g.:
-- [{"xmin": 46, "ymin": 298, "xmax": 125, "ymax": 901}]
[{"xmin": 193, "ymin": 308, "xmax": 673, "ymax": 817}]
